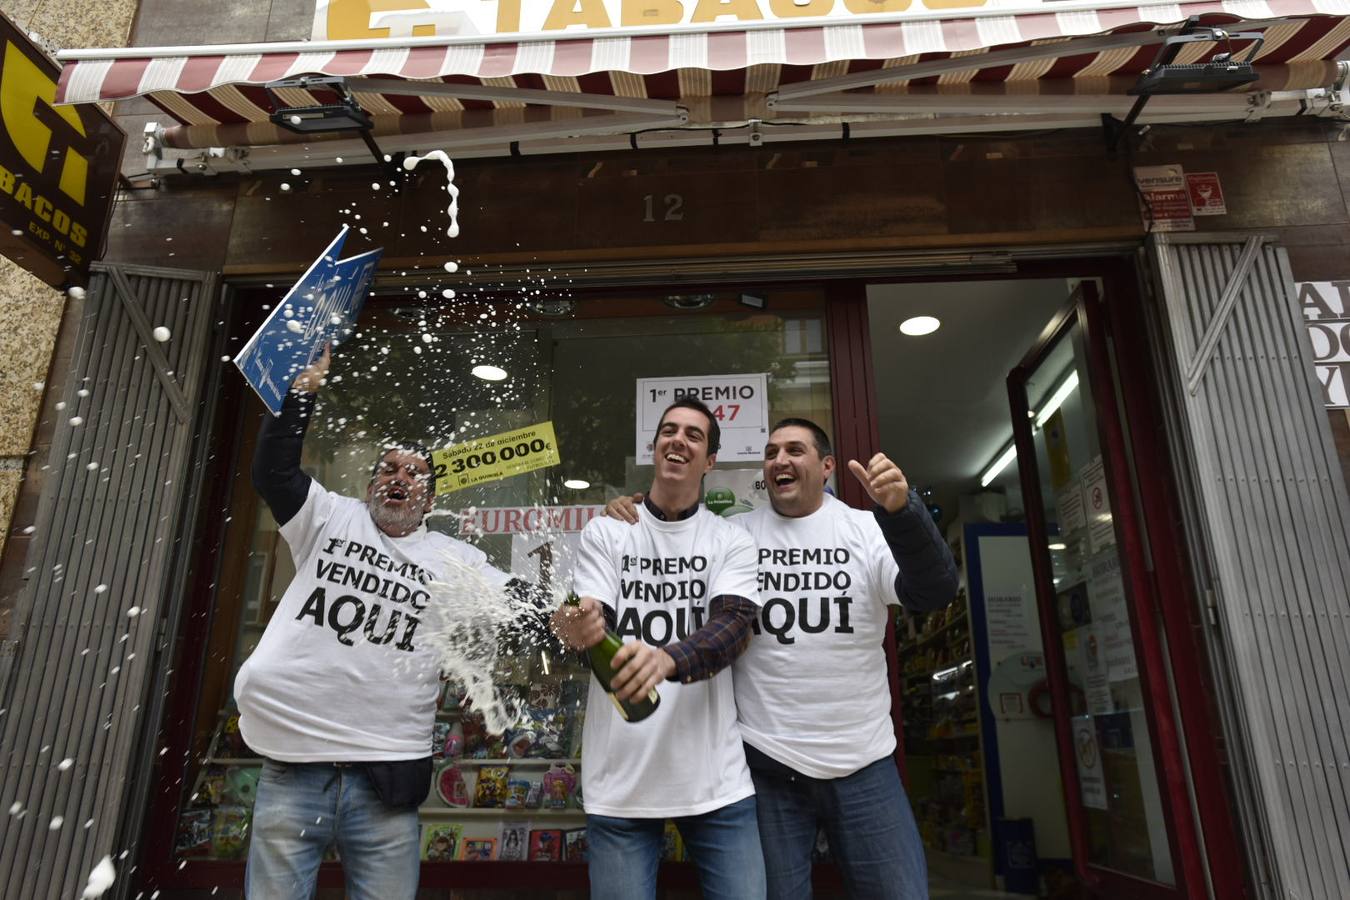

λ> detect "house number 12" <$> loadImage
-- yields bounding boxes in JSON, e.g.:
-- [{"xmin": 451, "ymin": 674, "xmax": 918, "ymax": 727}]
[{"xmin": 643, "ymin": 193, "xmax": 685, "ymax": 222}]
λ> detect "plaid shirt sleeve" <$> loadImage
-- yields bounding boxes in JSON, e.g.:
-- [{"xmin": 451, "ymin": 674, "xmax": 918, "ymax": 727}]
[{"xmin": 663, "ymin": 595, "xmax": 758, "ymax": 684}]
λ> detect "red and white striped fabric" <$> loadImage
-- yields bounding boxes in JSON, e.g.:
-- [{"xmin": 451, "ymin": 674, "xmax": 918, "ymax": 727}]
[{"xmin": 56, "ymin": 0, "xmax": 1350, "ymax": 142}]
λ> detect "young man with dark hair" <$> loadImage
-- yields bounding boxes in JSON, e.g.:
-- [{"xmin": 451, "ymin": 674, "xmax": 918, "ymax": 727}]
[
  {"xmin": 605, "ymin": 416, "xmax": 958, "ymax": 899},
  {"xmin": 239, "ymin": 346, "xmax": 514, "ymax": 900},
  {"xmin": 552, "ymin": 397, "xmax": 765, "ymax": 900}
]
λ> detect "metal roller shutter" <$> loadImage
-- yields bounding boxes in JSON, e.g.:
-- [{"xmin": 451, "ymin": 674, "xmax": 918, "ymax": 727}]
[
  {"xmin": 0, "ymin": 264, "xmax": 217, "ymax": 899},
  {"xmin": 1146, "ymin": 234, "xmax": 1350, "ymax": 899}
]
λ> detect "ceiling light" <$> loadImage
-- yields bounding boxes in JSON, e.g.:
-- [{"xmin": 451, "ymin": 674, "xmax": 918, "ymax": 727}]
[
  {"xmin": 1048, "ymin": 542, "xmax": 1067, "ymax": 551},
  {"xmin": 1035, "ymin": 372, "xmax": 1080, "ymax": 427},
  {"xmin": 980, "ymin": 444, "xmax": 1017, "ymax": 488},
  {"xmin": 664, "ymin": 293, "xmax": 715, "ymax": 311},
  {"xmin": 563, "ymin": 478, "xmax": 590, "ymax": 490},
  {"xmin": 899, "ymin": 316, "xmax": 940, "ymax": 336},
  {"xmin": 471, "ymin": 364, "xmax": 507, "ymax": 381}
]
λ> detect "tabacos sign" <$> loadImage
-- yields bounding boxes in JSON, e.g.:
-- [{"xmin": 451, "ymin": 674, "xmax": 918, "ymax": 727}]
[
  {"xmin": 315, "ymin": 0, "xmax": 992, "ymax": 40},
  {"xmin": 0, "ymin": 14, "xmax": 123, "ymax": 288}
]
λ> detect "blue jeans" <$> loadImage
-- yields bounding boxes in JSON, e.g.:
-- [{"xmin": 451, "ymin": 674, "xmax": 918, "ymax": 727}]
[
  {"xmin": 587, "ymin": 795, "xmax": 767, "ymax": 900},
  {"xmin": 748, "ymin": 748, "xmax": 927, "ymax": 900},
  {"xmin": 245, "ymin": 760, "xmax": 420, "ymax": 900}
]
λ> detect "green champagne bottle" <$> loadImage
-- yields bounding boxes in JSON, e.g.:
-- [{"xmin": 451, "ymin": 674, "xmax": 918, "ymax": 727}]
[{"xmin": 566, "ymin": 594, "xmax": 660, "ymax": 723}]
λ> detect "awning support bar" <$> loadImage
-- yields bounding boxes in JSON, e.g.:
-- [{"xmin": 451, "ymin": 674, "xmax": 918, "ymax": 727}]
[
  {"xmin": 769, "ymin": 18, "xmax": 1292, "ymax": 104},
  {"xmin": 347, "ymin": 77, "xmax": 685, "ymax": 117}
]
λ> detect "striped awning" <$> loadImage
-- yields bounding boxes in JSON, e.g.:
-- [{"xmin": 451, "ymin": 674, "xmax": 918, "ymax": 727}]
[{"xmin": 57, "ymin": 0, "xmax": 1350, "ymax": 149}]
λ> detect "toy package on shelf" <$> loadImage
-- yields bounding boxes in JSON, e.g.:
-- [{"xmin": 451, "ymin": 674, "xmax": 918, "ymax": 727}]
[
  {"xmin": 564, "ymin": 828, "xmax": 589, "ymax": 863},
  {"xmin": 460, "ymin": 838, "xmax": 497, "ymax": 861},
  {"xmin": 528, "ymin": 828, "xmax": 564, "ymax": 861},
  {"xmin": 175, "ymin": 808, "xmax": 213, "ymax": 857},
  {"xmin": 541, "ymin": 763, "xmax": 577, "ymax": 809},
  {"xmin": 504, "ymin": 775, "xmax": 533, "ymax": 810},
  {"xmin": 421, "ymin": 823, "xmax": 463, "ymax": 861},
  {"xmin": 211, "ymin": 805, "xmax": 251, "ymax": 859},
  {"xmin": 498, "ymin": 823, "xmax": 528, "ymax": 861},
  {"xmin": 661, "ymin": 821, "xmax": 685, "ymax": 862},
  {"xmin": 435, "ymin": 762, "xmax": 469, "ymax": 807}
]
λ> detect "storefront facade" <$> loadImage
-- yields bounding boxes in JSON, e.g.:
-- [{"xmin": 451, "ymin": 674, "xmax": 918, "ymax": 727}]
[{"xmin": 1, "ymin": 2, "xmax": 1349, "ymax": 898}]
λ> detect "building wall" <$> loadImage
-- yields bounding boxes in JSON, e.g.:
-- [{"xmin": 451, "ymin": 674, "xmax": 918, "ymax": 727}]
[{"xmin": 0, "ymin": 2, "xmax": 138, "ymax": 637}]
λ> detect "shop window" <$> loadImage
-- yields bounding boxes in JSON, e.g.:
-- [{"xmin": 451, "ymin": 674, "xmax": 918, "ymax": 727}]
[{"xmin": 172, "ymin": 289, "xmax": 831, "ymax": 866}]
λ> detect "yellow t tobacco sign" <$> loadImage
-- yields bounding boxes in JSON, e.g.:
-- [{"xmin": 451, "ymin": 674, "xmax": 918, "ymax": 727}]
[
  {"xmin": 0, "ymin": 13, "xmax": 124, "ymax": 287},
  {"xmin": 432, "ymin": 421, "xmax": 561, "ymax": 493}
]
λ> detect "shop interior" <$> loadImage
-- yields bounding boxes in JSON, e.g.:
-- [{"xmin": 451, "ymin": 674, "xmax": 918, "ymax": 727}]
[{"xmin": 161, "ymin": 276, "xmax": 1176, "ymax": 897}]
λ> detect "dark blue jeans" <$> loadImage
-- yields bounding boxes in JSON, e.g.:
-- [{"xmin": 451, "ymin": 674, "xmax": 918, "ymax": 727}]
[
  {"xmin": 586, "ymin": 795, "xmax": 766, "ymax": 900},
  {"xmin": 747, "ymin": 747, "xmax": 927, "ymax": 900}
]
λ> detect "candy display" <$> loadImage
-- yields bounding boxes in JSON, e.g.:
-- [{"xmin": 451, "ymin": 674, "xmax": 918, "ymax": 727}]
[{"xmin": 473, "ymin": 766, "xmax": 511, "ymax": 808}]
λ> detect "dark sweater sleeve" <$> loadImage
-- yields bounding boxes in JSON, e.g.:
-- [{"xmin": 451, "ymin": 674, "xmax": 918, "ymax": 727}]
[
  {"xmin": 251, "ymin": 392, "xmax": 316, "ymax": 527},
  {"xmin": 874, "ymin": 490, "xmax": 960, "ymax": 613}
]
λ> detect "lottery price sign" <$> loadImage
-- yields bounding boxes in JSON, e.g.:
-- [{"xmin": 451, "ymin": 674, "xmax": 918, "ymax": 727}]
[
  {"xmin": 432, "ymin": 421, "xmax": 561, "ymax": 493},
  {"xmin": 635, "ymin": 373, "xmax": 769, "ymax": 464}
]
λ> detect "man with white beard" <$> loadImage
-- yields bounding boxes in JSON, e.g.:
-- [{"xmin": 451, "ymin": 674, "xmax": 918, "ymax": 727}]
[{"xmin": 236, "ymin": 345, "xmax": 513, "ymax": 900}]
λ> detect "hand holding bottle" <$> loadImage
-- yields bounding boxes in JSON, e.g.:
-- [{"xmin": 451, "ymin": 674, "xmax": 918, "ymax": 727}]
[
  {"xmin": 551, "ymin": 596, "xmax": 606, "ymax": 650},
  {"xmin": 610, "ymin": 643, "xmax": 675, "ymax": 704}
]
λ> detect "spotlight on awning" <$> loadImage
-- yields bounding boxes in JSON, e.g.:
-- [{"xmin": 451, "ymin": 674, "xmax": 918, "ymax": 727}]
[{"xmin": 267, "ymin": 76, "xmax": 390, "ymax": 170}]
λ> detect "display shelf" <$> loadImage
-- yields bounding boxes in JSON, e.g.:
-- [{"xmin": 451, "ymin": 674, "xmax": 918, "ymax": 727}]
[
  {"xmin": 901, "ymin": 613, "xmax": 969, "ymax": 649},
  {"xmin": 451, "ymin": 758, "xmax": 581, "ymax": 767},
  {"xmin": 419, "ymin": 806, "xmax": 586, "ymax": 817}
]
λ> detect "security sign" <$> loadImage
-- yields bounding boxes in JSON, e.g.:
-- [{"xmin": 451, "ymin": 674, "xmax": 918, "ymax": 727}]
[
  {"xmin": 432, "ymin": 422, "xmax": 562, "ymax": 493},
  {"xmin": 0, "ymin": 13, "xmax": 123, "ymax": 287}
]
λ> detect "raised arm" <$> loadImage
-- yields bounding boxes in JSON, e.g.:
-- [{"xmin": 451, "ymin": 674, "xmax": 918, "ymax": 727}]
[
  {"xmin": 251, "ymin": 345, "xmax": 329, "ymax": 527},
  {"xmin": 849, "ymin": 452, "xmax": 959, "ymax": 612}
]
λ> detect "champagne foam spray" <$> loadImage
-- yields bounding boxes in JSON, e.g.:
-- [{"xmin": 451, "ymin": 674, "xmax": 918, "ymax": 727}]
[
  {"xmin": 403, "ymin": 151, "xmax": 461, "ymax": 238},
  {"xmin": 422, "ymin": 512, "xmax": 586, "ymax": 735}
]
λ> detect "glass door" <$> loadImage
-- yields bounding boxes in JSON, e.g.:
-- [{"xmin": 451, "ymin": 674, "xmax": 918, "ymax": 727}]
[{"xmin": 1006, "ymin": 283, "xmax": 1198, "ymax": 898}]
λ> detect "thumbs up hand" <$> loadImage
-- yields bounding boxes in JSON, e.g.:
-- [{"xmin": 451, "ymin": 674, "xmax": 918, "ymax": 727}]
[{"xmin": 847, "ymin": 453, "xmax": 910, "ymax": 514}]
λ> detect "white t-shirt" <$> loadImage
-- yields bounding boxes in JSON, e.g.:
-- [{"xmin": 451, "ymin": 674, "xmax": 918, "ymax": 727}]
[
  {"xmin": 572, "ymin": 506, "xmax": 760, "ymax": 818},
  {"xmin": 733, "ymin": 495, "xmax": 901, "ymax": 779},
  {"xmin": 234, "ymin": 480, "xmax": 512, "ymax": 762}
]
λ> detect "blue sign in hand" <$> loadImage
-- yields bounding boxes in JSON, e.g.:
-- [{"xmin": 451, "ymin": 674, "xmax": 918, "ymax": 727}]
[{"xmin": 233, "ymin": 226, "xmax": 382, "ymax": 415}]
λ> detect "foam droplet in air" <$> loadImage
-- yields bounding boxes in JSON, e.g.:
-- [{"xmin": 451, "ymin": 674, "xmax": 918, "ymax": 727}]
[
  {"xmin": 68, "ymin": 417, "xmax": 83, "ymax": 427},
  {"xmin": 49, "ymin": 816, "xmax": 64, "ymax": 830},
  {"xmin": 126, "ymin": 607, "xmax": 142, "ymax": 618},
  {"xmin": 58, "ymin": 758, "xmax": 74, "ymax": 771},
  {"xmin": 444, "ymin": 261, "xmax": 458, "ymax": 273},
  {"xmin": 67, "ymin": 285, "xmax": 86, "ymax": 300},
  {"xmin": 81, "ymin": 856, "xmax": 116, "ymax": 898},
  {"xmin": 152, "ymin": 326, "xmax": 170, "ymax": 342},
  {"xmin": 286, "ymin": 319, "xmax": 304, "ymax": 334},
  {"xmin": 289, "ymin": 115, "xmax": 302, "ymax": 126}
]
